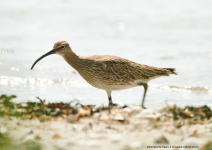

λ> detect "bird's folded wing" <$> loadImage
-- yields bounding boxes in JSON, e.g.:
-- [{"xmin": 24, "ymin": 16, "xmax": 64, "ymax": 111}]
[{"xmin": 91, "ymin": 59, "xmax": 171, "ymax": 82}]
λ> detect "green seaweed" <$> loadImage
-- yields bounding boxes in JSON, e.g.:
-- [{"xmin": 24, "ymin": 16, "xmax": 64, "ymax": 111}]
[{"xmin": 0, "ymin": 131, "xmax": 41, "ymax": 150}]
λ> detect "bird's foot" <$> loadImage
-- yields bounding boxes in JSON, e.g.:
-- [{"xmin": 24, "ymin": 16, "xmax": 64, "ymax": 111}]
[
  {"xmin": 108, "ymin": 102, "xmax": 118, "ymax": 108},
  {"xmin": 108, "ymin": 102, "xmax": 113, "ymax": 108},
  {"xmin": 142, "ymin": 105, "xmax": 147, "ymax": 109}
]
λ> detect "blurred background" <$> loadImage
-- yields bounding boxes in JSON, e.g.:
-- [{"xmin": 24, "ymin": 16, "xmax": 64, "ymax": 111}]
[{"xmin": 0, "ymin": 0, "xmax": 212, "ymax": 108}]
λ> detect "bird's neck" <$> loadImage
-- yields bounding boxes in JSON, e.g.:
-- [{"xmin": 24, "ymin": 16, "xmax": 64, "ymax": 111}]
[{"xmin": 62, "ymin": 49, "xmax": 80, "ymax": 70}]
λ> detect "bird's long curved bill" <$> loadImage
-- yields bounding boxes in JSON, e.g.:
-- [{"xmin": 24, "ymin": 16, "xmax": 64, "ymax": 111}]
[{"xmin": 31, "ymin": 49, "xmax": 56, "ymax": 70}]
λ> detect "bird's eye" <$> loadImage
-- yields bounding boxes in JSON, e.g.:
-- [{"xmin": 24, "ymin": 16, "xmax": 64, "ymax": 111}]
[{"xmin": 61, "ymin": 46, "xmax": 65, "ymax": 49}]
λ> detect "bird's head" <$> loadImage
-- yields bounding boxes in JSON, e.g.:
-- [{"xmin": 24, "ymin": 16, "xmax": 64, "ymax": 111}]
[
  {"xmin": 53, "ymin": 41, "xmax": 70, "ymax": 56},
  {"xmin": 31, "ymin": 41, "xmax": 70, "ymax": 70}
]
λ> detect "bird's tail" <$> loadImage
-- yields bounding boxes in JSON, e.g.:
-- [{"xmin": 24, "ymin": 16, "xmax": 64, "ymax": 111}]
[{"xmin": 163, "ymin": 68, "xmax": 178, "ymax": 75}]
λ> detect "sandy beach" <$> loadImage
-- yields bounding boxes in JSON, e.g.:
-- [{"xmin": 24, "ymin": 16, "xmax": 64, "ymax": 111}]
[
  {"xmin": 1, "ymin": 113, "xmax": 212, "ymax": 150},
  {"xmin": 0, "ymin": 95, "xmax": 212, "ymax": 150}
]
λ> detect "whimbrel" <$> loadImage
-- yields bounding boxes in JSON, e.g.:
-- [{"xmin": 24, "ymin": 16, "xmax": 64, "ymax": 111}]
[{"xmin": 31, "ymin": 41, "xmax": 177, "ymax": 108}]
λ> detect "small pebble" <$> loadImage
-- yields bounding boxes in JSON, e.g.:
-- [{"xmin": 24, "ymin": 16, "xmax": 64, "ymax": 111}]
[
  {"xmin": 114, "ymin": 114, "xmax": 124, "ymax": 121},
  {"xmin": 124, "ymin": 107, "xmax": 131, "ymax": 113},
  {"xmin": 22, "ymin": 134, "xmax": 35, "ymax": 144},
  {"xmin": 111, "ymin": 135, "xmax": 122, "ymax": 143},
  {"xmin": 87, "ymin": 140, "xmax": 100, "ymax": 147},
  {"xmin": 93, "ymin": 113, "xmax": 100, "ymax": 118},
  {"xmin": 130, "ymin": 141, "xmax": 141, "ymax": 149},
  {"xmin": 99, "ymin": 115, "xmax": 109, "ymax": 121},
  {"xmin": 0, "ymin": 127, "xmax": 8, "ymax": 133},
  {"xmin": 52, "ymin": 133, "xmax": 60, "ymax": 139},
  {"xmin": 154, "ymin": 135, "xmax": 169, "ymax": 144},
  {"xmin": 89, "ymin": 134, "xmax": 100, "ymax": 139}
]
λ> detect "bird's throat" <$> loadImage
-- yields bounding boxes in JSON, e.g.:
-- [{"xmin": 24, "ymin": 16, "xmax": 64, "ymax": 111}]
[{"xmin": 62, "ymin": 51, "xmax": 80, "ymax": 70}]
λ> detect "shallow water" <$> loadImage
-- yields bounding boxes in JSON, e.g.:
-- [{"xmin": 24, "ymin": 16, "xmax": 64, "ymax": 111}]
[{"xmin": 0, "ymin": 0, "xmax": 212, "ymax": 108}]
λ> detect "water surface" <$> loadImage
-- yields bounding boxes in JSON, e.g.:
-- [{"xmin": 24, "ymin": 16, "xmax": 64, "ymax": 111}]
[{"xmin": 0, "ymin": 0, "xmax": 212, "ymax": 108}]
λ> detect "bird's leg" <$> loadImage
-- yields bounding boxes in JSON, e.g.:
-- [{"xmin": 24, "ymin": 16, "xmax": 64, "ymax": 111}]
[
  {"xmin": 138, "ymin": 83, "xmax": 148, "ymax": 109},
  {"xmin": 108, "ymin": 96, "xmax": 113, "ymax": 107},
  {"xmin": 106, "ymin": 91, "xmax": 113, "ymax": 107}
]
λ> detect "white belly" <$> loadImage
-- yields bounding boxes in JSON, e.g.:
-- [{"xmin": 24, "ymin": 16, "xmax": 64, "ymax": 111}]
[
  {"xmin": 90, "ymin": 79, "xmax": 149, "ymax": 91},
  {"xmin": 105, "ymin": 84, "xmax": 139, "ymax": 91}
]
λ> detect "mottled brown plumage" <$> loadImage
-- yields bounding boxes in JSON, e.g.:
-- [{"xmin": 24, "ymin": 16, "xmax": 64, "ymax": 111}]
[{"xmin": 31, "ymin": 41, "xmax": 178, "ymax": 108}]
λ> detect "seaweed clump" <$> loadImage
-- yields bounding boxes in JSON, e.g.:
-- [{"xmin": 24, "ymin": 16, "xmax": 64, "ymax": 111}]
[{"xmin": 0, "ymin": 94, "xmax": 211, "ymax": 125}]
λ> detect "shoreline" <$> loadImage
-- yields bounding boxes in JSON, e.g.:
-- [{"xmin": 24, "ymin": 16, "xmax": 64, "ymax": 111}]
[{"xmin": 0, "ymin": 95, "xmax": 212, "ymax": 150}]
